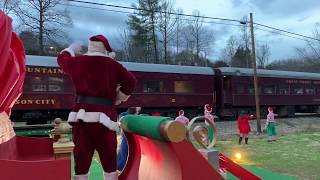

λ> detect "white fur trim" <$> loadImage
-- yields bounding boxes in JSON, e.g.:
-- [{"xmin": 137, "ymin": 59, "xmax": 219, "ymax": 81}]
[
  {"xmin": 61, "ymin": 48, "xmax": 75, "ymax": 57},
  {"xmin": 109, "ymin": 52, "xmax": 116, "ymax": 59},
  {"xmin": 104, "ymin": 171, "xmax": 118, "ymax": 180},
  {"xmin": 84, "ymin": 51, "xmax": 115, "ymax": 59},
  {"xmin": 84, "ymin": 51, "xmax": 108, "ymax": 57},
  {"xmin": 67, "ymin": 109, "xmax": 119, "ymax": 131},
  {"xmin": 74, "ymin": 173, "xmax": 89, "ymax": 180}
]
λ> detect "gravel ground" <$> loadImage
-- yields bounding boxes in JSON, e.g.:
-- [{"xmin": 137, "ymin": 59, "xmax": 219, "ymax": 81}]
[{"xmin": 215, "ymin": 115, "xmax": 320, "ymax": 140}]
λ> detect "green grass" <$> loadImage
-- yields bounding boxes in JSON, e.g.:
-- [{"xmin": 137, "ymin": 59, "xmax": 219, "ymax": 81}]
[
  {"xmin": 70, "ymin": 133, "xmax": 320, "ymax": 179},
  {"xmin": 215, "ymin": 132, "xmax": 320, "ymax": 180}
]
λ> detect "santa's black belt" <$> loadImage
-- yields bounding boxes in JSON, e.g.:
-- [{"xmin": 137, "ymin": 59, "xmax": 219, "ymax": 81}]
[{"xmin": 76, "ymin": 95, "xmax": 113, "ymax": 106}]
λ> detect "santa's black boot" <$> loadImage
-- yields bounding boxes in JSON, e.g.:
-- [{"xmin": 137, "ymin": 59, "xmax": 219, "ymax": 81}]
[
  {"xmin": 245, "ymin": 137, "xmax": 249, "ymax": 144},
  {"xmin": 238, "ymin": 137, "xmax": 243, "ymax": 145}
]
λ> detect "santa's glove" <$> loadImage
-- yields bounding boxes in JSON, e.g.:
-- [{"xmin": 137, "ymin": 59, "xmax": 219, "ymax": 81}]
[
  {"xmin": 115, "ymin": 85, "xmax": 130, "ymax": 105},
  {"xmin": 99, "ymin": 113, "xmax": 120, "ymax": 132},
  {"xmin": 62, "ymin": 41, "xmax": 83, "ymax": 57}
]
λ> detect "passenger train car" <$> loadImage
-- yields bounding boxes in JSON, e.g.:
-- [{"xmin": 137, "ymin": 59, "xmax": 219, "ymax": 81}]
[
  {"xmin": 11, "ymin": 55, "xmax": 320, "ymax": 124},
  {"xmin": 11, "ymin": 55, "xmax": 215, "ymax": 124},
  {"xmin": 218, "ymin": 67, "xmax": 320, "ymax": 117}
]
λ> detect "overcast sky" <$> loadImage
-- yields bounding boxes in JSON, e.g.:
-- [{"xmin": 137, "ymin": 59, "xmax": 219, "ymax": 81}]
[{"xmin": 61, "ymin": 0, "xmax": 320, "ymax": 62}]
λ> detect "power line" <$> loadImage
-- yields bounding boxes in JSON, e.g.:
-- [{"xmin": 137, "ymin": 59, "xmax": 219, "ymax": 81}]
[
  {"xmin": 62, "ymin": 2, "xmax": 244, "ymax": 28},
  {"xmin": 66, "ymin": 0, "xmax": 243, "ymax": 23},
  {"xmin": 60, "ymin": 2, "xmax": 133, "ymax": 15},
  {"xmin": 65, "ymin": 0, "xmax": 320, "ymax": 42},
  {"xmin": 254, "ymin": 22, "xmax": 320, "ymax": 42},
  {"xmin": 256, "ymin": 27, "xmax": 307, "ymax": 41}
]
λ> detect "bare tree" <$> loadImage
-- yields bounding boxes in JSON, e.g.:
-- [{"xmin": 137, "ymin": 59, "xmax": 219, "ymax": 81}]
[
  {"xmin": 297, "ymin": 25, "xmax": 320, "ymax": 60},
  {"xmin": 239, "ymin": 16, "xmax": 251, "ymax": 68},
  {"xmin": 0, "ymin": 0, "xmax": 19, "ymax": 15},
  {"xmin": 158, "ymin": 0, "xmax": 176, "ymax": 64},
  {"xmin": 117, "ymin": 28, "xmax": 132, "ymax": 61},
  {"xmin": 257, "ymin": 43, "xmax": 270, "ymax": 68},
  {"xmin": 184, "ymin": 10, "xmax": 215, "ymax": 65},
  {"xmin": 173, "ymin": 8, "xmax": 183, "ymax": 59},
  {"xmin": 14, "ymin": 0, "xmax": 72, "ymax": 55},
  {"xmin": 220, "ymin": 35, "xmax": 239, "ymax": 65},
  {"xmin": 239, "ymin": 16, "xmax": 250, "ymax": 49},
  {"xmin": 294, "ymin": 24, "xmax": 320, "ymax": 72}
]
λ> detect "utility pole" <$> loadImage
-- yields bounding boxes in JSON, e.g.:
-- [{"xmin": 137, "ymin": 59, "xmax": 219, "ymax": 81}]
[{"xmin": 249, "ymin": 13, "xmax": 262, "ymax": 133}]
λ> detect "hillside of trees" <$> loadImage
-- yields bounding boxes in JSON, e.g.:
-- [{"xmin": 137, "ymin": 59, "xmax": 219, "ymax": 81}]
[{"xmin": 1, "ymin": 0, "xmax": 319, "ymax": 73}]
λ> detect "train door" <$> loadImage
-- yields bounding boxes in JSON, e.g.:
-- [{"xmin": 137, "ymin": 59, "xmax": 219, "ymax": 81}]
[{"xmin": 223, "ymin": 76, "xmax": 233, "ymax": 105}]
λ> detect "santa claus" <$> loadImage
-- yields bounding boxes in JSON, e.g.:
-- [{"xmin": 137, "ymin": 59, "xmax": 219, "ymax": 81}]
[{"xmin": 57, "ymin": 35, "xmax": 136, "ymax": 180}]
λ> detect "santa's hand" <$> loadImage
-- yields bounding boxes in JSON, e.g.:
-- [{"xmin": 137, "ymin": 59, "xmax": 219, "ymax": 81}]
[{"xmin": 69, "ymin": 41, "xmax": 83, "ymax": 53}]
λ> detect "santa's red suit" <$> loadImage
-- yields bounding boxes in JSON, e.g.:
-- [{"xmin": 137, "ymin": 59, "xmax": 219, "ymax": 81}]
[
  {"xmin": 57, "ymin": 35, "xmax": 136, "ymax": 180},
  {"xmin": 237, "ymin": 115, "xmax": 254, "ymax": 134}
]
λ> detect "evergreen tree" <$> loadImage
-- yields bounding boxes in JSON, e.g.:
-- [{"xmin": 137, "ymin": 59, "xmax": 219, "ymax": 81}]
[
  {"xmin": 127, "ymin": 0, "xmax": 161, "ymax": 63},
  {"xmin": 230, "ymin": 46, "xmax": 251, "ymax": 68}
]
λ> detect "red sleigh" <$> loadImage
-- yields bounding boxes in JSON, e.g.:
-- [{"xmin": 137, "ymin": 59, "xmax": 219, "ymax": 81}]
[
  {"xmin": 0, "ymin": 10, "xmax": 72, "ymax": 180},
  {"xmin": 0, "ymin": 136, "xmax": 71, "ymax": 180}
]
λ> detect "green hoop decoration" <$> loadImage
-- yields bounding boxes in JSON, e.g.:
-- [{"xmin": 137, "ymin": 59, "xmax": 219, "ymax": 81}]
[{"xmin": 187, "ymin": 116, "xmax": 217, "ymax": 149}]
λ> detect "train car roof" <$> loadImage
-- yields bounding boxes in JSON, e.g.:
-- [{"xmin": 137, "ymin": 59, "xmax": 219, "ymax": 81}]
[
  {"xmin": 26, "ymin": 55, "xmax": 214, "ymax": 75},
  {"xmin": 218, "ymin": 67, "xmax": 320, "ymax": 80}
]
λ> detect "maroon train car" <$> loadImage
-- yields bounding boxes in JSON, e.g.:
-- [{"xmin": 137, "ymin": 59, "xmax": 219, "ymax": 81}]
[
  {"xmin": 216, "ymin": 67, "xmax": 320, "ymax": 117},
  {"xmin": 11, "ymin": 56, "xmax": 75, "ymax": 124},
  {"xmin": 11, "ymin": 55, "xmax": 216, "ymax": 124},
  {"xmin": 118, "ymin": 62, "xmax": 215, "ymax": 117}
]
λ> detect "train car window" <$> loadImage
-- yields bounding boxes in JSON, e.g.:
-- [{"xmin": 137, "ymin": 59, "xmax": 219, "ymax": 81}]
[
  {"xmin": 248, "ymin": 85, "xmax": 255, "ymax": 95},
  {"xmin": 305, "ymin": 86, "xmax": 315, "ymax": 95},
  {"xmin": 48, "ymin": 84, "xmax": 62, "ymax": 92},
  {"xmin": 279, "ymin": 85, "xmax": 289, "ymax": 95},
  {"xmin": 174, "ymin": 81, "xmax": 194, "ymax": 93},
  {"xmin": 31, "ymin": 76, "xmax": 45, "ymax": 83},
  {"xmin": 143, "ymin": 81, "xmax": 165, "ymax": 93},
  {"xmin": 248, "ymin": 85, "xmax": 261, "ymax": 95},
  {"xmin": 31, "ymin": 76, "xmax": 47, "ymax": 91},
  {"xmin": 48, "ymin": 77, "xmax": 64, "ymax": 92},
  {"xmin": 236, "ymin": 85, "xmax": 245, "ymax": 94},
  {"xmin": 48, "ymin": 77, "xmax": 64, "ymax": 83},
  {"xmin": 292, "ymin": 86, "xmax": 304, "ymax": 95},
  {"xmin": 263, "ymin": 86, "xmax": 276, "ymax": 95},
  {"xmin": 32, "ymin": 84, "xmax": 47, "ymax": 91}
]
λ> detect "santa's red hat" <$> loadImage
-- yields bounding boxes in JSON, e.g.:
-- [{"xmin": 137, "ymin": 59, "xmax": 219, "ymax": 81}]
[
  {"xmin": 87, "ymin": 35, "xmax": 115, "ymax": 58},
  {"xmin": 179, "ymin": 110, "xmax": 184, "ymax": 116},
  {"xmin": 204, "ymin": 104, "xmax": 212, "ymax": 113},
  {"xmin": 268, "ymin": 107, "xmax": 273, "ymax": 112}
]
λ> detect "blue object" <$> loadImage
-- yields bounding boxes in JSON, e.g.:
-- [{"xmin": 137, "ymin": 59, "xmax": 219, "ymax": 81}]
[
  {"xmin": 117, "ymin": 111, "xmax": 129, "ymax": 171},
  {"xmin": 117, "ymin": 132, "xmax": 128, "ymax": 171}
]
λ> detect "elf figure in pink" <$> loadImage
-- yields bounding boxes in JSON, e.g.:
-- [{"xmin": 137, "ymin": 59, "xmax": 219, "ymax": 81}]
[
  {"xmin": 237, "ymin": 111, "xmax": 254, "ymax": 145},
  {"xmin": 204, "ymin": 104, "xmax": 215, "ymax": 142},
  {"xmin": 265, "ymin": 107, "xmax": 276, "ymax": 142},
  {"xmin": 174, "ymin": 110, "xmax": 189, "ymax": 125},
  {"xmin": 57, "ymin": 35, "xmax": 136, "ymax": 180}
]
